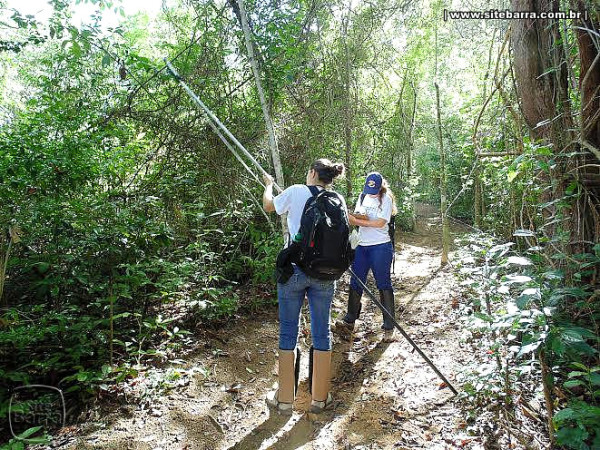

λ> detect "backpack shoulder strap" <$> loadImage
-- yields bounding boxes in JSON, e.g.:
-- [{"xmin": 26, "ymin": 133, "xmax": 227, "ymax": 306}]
[
  {"xmin": 307, "ymin": 185, "xmax": 320, "ymax": 197},
  {"xmin": 301, "ymin": 185, "xmax": 321, "ymax": 217}
]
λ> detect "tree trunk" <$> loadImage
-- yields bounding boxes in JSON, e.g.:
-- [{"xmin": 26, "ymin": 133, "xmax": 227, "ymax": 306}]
[
  {"xmin": 0, "ymin": 235, "xmax": 12, "ymax": 307},
  {"xmin": 511, "ymin": 0, "xmax": 573, "ymax": 251},
  {"xmin": 342, "ymin": 13, "xmax": 353, "ymax": 198},
  {"xmin": 575, "ymin": 4, "xmax": 600, "ymax": 150},
  {"xmin": 474, "ymin": 163, "xmax": 482, "ymax": 229},
  {"xmin": 539, "ymin": 349, "xmax": 556, "ymax": 448},
  {"xmin": 511, "ymin": 0, "xmax": 561, "ymax": 142},
  {"xmin": 572, "ymin": 2, "xmax": 600, "ymax": 260},
  {"xmin": 407, "ymin": 81, "xmax": 417, "ymax": 230},
  {"xmin": 481, "ymin": 183, "xmax": 486, "ymax": 218},
  {"xmin": 234, "ymin": 0, "xmax": 286, "ymax": 232},
  {"xmin": 435, "ymin": 82, "xmax": 450, "ymax": 265}
]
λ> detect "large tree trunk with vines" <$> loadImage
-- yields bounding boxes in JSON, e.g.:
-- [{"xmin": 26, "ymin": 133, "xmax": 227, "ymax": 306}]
[
  {"xmin": 511, "ymin": 0, "xmax": 567, "ymax": 141},
  {"xmin": 511, "ymin": 0, "xmax": 572, "ymax": 248},
  {"xmin": 572, "ymin": 2, "xmax": 600, "ymax": 262},
  {"xmin": 511, "ymin": 2, "xmax": 570, "ymax": 441},
  {"xmin": 511, "ymin": 1, "xmax": 600, "ymax": 443}
]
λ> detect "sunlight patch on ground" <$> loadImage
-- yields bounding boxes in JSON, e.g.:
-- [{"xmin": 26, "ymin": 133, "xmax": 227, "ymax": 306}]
[{"xmin": 393, "ymin": 243, "xmax": 438, "ymax": 278}]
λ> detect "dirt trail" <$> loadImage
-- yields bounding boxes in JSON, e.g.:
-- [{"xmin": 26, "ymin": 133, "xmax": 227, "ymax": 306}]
[{"xmin": 56, "ymin": 204, "xmax": 491, "ymax": 450}]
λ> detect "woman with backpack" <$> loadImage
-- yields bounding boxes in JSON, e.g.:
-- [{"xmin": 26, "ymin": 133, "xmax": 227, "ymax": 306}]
[
  {"xmin": 262, "ymin": 158, "xmax": 348, "ymax": 414},
  {"xmin": 334, "ymin": 172, "xmax": 398, "ymax": 342}
]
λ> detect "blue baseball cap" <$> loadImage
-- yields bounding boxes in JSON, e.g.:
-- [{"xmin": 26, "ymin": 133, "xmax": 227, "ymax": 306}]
[{"xmin": 363, "ymin": 172, "xmax": 383, "ymax": 195}]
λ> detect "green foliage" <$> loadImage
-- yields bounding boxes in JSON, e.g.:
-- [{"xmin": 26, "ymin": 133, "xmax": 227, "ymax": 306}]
[
  {"xmin": 0, "ymin": 426, "xmax": 49, "ymax": 449},
  {"xmin": 0, "ymin": 1, "xmax": 281, "ymax": 439},
  {"xmin": 563, "ymin": 363, "xmax": 600, "ymax": 400},
  {"xmin": 235, "ymin": 224, "xmax": 283, "ymax": 284},
  {"xmin": 455, "ymin": 229, "xmax": 599, "ymax": 447},
  {"xmin": 554, "ymin": 399, "xmax": 600, "ymax": 450}
]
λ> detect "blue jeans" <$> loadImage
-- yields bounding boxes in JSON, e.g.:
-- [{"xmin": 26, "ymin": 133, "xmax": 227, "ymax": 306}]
[
  {"xmin": 349, "ymin": 242, "xmax": 394, "ymax": 293},
  {"xmin": 277, "ymin": 264, "xmax": 336, "ymax": 351}
]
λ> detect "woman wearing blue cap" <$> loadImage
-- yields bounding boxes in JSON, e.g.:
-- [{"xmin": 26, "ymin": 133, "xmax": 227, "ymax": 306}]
[{"xmin": 335, "ymin": 172, "xmax": 398, "ymax": 341}]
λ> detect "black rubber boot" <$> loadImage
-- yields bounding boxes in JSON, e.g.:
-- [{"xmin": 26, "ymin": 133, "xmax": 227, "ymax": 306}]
[
  {"xmin": 294, "ymin": 348, "xmax": 301, "ymax": 395},
  {"xmin": 333, "ymin": 288, "xmax": 362, "ymax": 339},
  {"xmin": 308, "ymin": 346, "xmax": 314, "ymax": 395},
  {"xmin": 380, "ymin": 289, "xmax": 395, "ymax": 330},
  {"xmin": 342, "ymin": 288, "xmax": 363, "ymax": 325}
]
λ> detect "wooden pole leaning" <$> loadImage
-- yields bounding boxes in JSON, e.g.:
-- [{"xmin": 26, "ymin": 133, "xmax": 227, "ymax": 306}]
[{"xmin": 164, "ymin": 59, "xmax": 283, "ymax": 193}]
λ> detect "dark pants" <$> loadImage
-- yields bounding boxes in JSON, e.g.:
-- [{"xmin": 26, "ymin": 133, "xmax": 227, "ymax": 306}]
[{"xmin": 349, "ymin": 241, "xmax": 394, "ymax": 294}]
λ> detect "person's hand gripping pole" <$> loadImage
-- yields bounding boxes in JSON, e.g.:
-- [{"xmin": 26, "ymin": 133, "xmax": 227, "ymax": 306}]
[{"xmin": 262, "ymin": 174, "xmax": 276, "ymax": 213}]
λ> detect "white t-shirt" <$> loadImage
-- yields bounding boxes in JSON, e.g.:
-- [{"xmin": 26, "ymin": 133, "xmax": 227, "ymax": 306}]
[
  {"xmin": 273, "ymin": 184, "xmax": 347, "ymax": 245},
  {"xmin": 355, "ymin": 193, "xmax": 392, "ymax": 246}
]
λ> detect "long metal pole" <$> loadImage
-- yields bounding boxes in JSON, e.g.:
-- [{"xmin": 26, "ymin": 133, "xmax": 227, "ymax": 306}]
[
  {"xmin": 164, "ymin": 59, "xmax": 282, "ymax": 193},
  {"xmin": 348, "ymin": 267, "xmax": 459, "ymax": 395}
]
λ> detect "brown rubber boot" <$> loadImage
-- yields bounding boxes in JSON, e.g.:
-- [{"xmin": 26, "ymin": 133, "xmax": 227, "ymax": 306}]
[
  {"xmin": 310, "ymin": 349, "xmax": 333, "ymax": 413},
  {"xmin": 266, "ymin": 349, "xmax": 296, "ymax": 414}
]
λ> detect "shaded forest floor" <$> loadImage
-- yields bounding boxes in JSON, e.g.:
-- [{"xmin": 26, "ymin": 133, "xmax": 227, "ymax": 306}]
[{"xmin": 44, "ymin": 204, "xmax": 544, "ymax": 449}]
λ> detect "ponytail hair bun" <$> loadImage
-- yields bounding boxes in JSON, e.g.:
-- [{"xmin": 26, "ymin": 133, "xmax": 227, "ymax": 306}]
[
  {"xmin": 333, "ymin": 163, "xmax": 345, "ymax": 177},
  {"xmin": 311, "ymin": 159, "xmax": 345, "ymax": 185}
]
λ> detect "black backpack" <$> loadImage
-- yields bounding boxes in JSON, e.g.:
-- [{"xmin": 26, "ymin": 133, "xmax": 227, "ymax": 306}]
[
  {"xmin": 295, "ymin": 186, "xmax": 353, "ymax": 280},
  {"xmin": 359, "ymin": 193, "xmax": 396, "ymax": 271}
]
